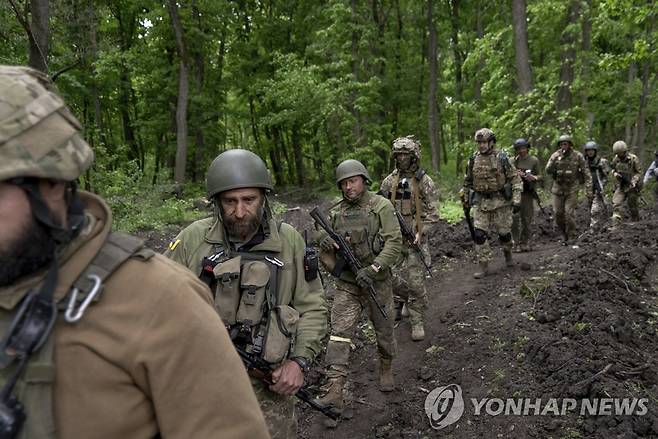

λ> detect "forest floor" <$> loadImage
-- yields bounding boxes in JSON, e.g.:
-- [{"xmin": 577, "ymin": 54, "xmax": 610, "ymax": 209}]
[{"xmin": 141, "ymin": 194, "xmax": 658, "ymax": 439}]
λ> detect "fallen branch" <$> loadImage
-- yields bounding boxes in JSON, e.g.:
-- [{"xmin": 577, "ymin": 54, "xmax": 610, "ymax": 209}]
[{"xmin": 600, "ymin": 269, "xmax": 632, "ymax": 293}]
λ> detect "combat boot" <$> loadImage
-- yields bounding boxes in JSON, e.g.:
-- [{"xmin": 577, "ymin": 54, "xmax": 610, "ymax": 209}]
[
  {"xmin": 379, "ymin": 359, "xmax": 395, "ymax": 392},
  {"xmin": 504, "ymin": 248, "xmax": 513, "ymax": 267},
  {"xmin": 473, "ymin": 261, "xmax": 488, "ymax": 279},
  {"xmin": 316, "ymin": 376, "xmax": 345, "ymax": 412},
  {"xmin": 411, "ymin": 324, "xmax": 425, "ymax": 341}
]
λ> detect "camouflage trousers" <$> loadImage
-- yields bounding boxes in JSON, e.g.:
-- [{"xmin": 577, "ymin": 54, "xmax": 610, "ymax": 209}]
[
  {"xmin": 612, "ymin": 188, "xmax": 639, "ymax": 226},
  {"xmin": 392, "ymin": 242, "xmax": 430, "ymax": 325},
  {"xmin": 473, "ymin": 204, "xmax": 513, "ymax": 262},
  {"xmin": 588, "ymin": 194, "xmax": 609, "ymax": 229},
  {"xmin": 511, "ymin": 192, "xmax": 535, "ymax": 245},
  {"xmin": 552, "ymin": 191, "xmax": 578, "ymax": 238},
  {"xmin": 251, "ymin": 379, "xmax": 296, "ymax": 439},
  {"xmin": 324, "ymin": 278, "xmax": 396, "ymax": 379}
]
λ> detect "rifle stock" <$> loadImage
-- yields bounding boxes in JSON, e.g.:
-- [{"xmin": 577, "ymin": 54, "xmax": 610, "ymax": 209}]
[
  {"xmin": 393, "ymin": 210, "xmax": 432, "ymax": 277},
  {"xmin": 235, "ymin": 346, "xmax": 341, "ymax": 420},
  {"xmin": 310, "ymin": 207, "xmax": 388, "ymax": 319}
]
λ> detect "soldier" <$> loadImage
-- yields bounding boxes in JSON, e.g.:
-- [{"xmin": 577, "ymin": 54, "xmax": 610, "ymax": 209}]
[
  {"xmin": 166, "ymin": 149, "xmax": 327, "ymax": 438},
  {"xmin": 545, "ymin": 134, "xmax": 592, "ymax": 244},
  {"xmin": 462, "ymin": 128, "xmax": 522, "ymax": 279},
  {"xmin": 642, "ymin": 150, "xmax": 658, "ymax": 203},
  {"xmin": 583, "ymin": 140, "xmax": 610, "ymax": 230},
  {"xmin": 316, "ymin": 159, "xmax": 402, "ymax": 414},
  {"xmin": 511, "ymin": 138, "xmax": 542, "ymax": 252},
  {"xmin": 0, "ymin": 66, "xmax": 269, "ymax": 438},
  {"xmin": 610, "ymin": 140, "xmax": 643, "ymax": 227},
  {"xmin": 380, "ymin": 135, "xmax": 437, "ymax": 341}
]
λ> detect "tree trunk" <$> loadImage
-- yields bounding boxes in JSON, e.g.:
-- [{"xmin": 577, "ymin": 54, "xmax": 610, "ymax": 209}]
[
  {"xmin": 511, "ymin": 0, "xmax": 533, "ymax": 94},
  {"xmin": 635, "ymin": 60, "xmax": 649, "ymax": 159},
  {"xmin": 168, "ymin": 0, "xmax": 190, "ymax": 185},
  {"xmin": 292, "ymin": 124, "xmax": 305, "ymax": 186},
  {"xmin": 625, "ymin": 62, "xmax": 637, "ymax": 145},
  {"xmin": 556, "ymin": 0, "xmax": 580, "ymax": 112},
  {"xmin": 392, "ymin": 0, "xmax": 403, "ymax": 135},
  {"xmin": 350, "ymin": 0, "xmax": 363, "ymax": 146},
  {"xmin": 28, "ymin": 0, "xmax": 49, "ymax": 72},
  {"xmin": 581, "ymin": 0, "xmax": 595, "ymax": 134},
  {"xmin": 191, "ymin": 1, "xmax": 206, "ymax": 182},
  {"xmin": 450, "ymin": 0, "xmax": 465, "ymax": 176},
  {"xmin": 427, "ymin": 0, "xmax": 440, "ymax": 173}
]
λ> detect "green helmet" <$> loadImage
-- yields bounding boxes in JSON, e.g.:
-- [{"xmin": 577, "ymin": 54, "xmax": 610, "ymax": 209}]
[
  {"xmin": 513, "ymin": 138, "xmax": 530, "ymax": 150},
  {"xmin": 474, "ymin": 128, "xmax": 496, "ymax": 143},
  {"xmin": 583, "ymin": 140, "xmax": 598, "ymax": 151},
  {"xmin": 335, "ymin": 159, "xmax": 370, "ymax": 188},
  {"xmin": 206, "ymin": 149, "xmax": 273, "ymax": 198},
  {"xmin": 0, "ymin": 66, "xmax": 93, "ymax": 182},
  {"xmin": 556, "ymin": 134, "xmax": 573, "ymax": 146},
  {"xmin": 612, "ymin": 140, "xmax": 628, "ymax": 154},
  {"xmin": 392, "ymin": 135, "xmax": 421, "ymax": 160}
]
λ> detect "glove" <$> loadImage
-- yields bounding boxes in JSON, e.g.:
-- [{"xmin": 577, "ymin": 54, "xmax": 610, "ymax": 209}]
[
  {"xmin": 459, "ymin": 189, "xmax": 470, "ymax": 209},
  {"xmin": 355, "ymin": 266, "xmax": 376, "ymax": 289},
  {"xmin": 319, "ymin": 236, "xmax": 337, "ymax": 251},
  {"xmin": 512, "ymin": 203, "xmax": 521, "ymax": 214}
]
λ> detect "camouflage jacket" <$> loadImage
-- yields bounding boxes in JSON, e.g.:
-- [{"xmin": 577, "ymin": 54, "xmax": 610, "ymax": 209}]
[
  {"xmin": 463, "ymin": 149, "xmax": 522, "ymax": 211},
  {"xmin": 611, "ymin": 153, "xmax": 642, "ymax": 191},
  {"xmin": 545, "ymin": 148, "xmax": 592, "ymax": 196},
  {"xmin": 514, "ymin": 154, "xmax": 542, "ymax": 193},
  {"xmin": 380, "ymin": 168, "xmax": 438, "ymax": 238},
  {"xmin": 586, "ymin": 156, "xmax": 610, "ymax": 193}
]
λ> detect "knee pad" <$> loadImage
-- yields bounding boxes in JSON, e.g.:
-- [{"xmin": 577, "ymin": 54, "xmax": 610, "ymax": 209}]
[
  {"xmin": 473, "ymin": 228, "xmax": 487, "ymax": 245},
  {"xmin": 499, "ymin": 233, "xmax": 512, "ymax": 243}
]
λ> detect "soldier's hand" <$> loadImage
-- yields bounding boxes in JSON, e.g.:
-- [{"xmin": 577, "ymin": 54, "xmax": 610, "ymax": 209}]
[
  {"xmin": 413, "ymin": 232, "xmax": 421, "ymax": 245},
  {"xmin": 269, "ymin": 360, "xmax": 304, "ymax": 396},
  {"xmin": 356, "ymin": 266, "xmax": 376, "ymax": 289},
  {"xmin": 512, "ymin": 203, "xmax": 521, "ymax": 214},
  {"xmin": 319, "ymin": 236, "xmax": 338, "ymax": 251}
]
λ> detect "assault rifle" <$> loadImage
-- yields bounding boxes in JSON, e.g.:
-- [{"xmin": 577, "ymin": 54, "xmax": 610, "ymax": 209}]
[
  {"xmin": 592, "ymin": 169, "xmax": 611, "ymax": 214},
  {"xmin": 522, "ymin": 170, "xmax": 549, "ymax": 218},
  {"xmin": 393, "ymin": 210, "xmax": 432, "ymax": 277},
  {"xmin": 459, "ymin": 190, "xmax": 477, "ymax": 242},
  {"xmin": 310, "ymin": 206, "xmax": 388, "ymax": 319},
  {"xmin": 234, "ymin": 345, "xmax": 340, "ymax": 420}
]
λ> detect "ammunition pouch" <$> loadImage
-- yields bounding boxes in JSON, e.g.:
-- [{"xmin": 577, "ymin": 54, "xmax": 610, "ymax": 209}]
[
  {"xmin": 502, "ymin": 183, "xmax": 513, "ymax": 200},
  {"xmin": 262, "ymin": 305, "xmax": 299, "ymax": 364}
]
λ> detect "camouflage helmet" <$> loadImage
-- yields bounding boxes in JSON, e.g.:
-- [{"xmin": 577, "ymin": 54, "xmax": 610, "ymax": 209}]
[
  {"xmin": 583, "ymin": 140, "xmax": 598, "ymax": 151},
  {"xmin": 474, "ymin": 128, "xmax": 496, "ymax": 143},
  {"xmin": 513, "ymin": 138, "xmax": 530, "ymax": 150},
  {"xmin": 206, "ymin": 149, "xmax": 273, "ymax": 198},
  {"xmin": 556, "ymin": 134, "xmax": 573, "ymax": 146},
  {"xmin": 391, "ymin": 135, "xmax": 421, "ymax": 160},
  {"xmin": 335, "ymin": 159, "xmax": 370, "ymax": 188},
  {"xmin": 0, "ymin": 66, "xmax": 94, "ymax": 182},
  {"xmin": 612, "ymin": 140, "xmax": 628, "ymax": 154}
]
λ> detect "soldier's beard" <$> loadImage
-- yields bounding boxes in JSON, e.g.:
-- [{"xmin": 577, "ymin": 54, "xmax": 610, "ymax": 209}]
[
  {"xmin": 223, "ymin": 205, "xmax": 264, "ymax": 241},
  {"xmin": 0, "ymin": 216, "xmax": 56, "ymax": 287}
]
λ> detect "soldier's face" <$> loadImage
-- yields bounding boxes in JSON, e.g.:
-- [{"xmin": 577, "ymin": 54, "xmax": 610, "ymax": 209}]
[
  {"xmin": 586, "ymin": 149, "xmax": 596, "ymax": 158},
  {"xmin": 219, "ymin": 187, "xmax": 264, "ymax": 240},
  {"xmin": 477, "ymin": 140, "xmax": 491, "ymax": 154},
  {"xmin": 340, "ymin": 176, "xmax": 366, "ymax": 200},
  {"xmin": 395, "ymin": 153, "xmax": 413, "ymax": 170},
  {"xmin": 0, "ymin": 182, "xmax": 55, "ymax": 286},
  {"xmin": 516, "ymin": 146, "xmax": 528, "ymax": 158},
  {"xmin": 559, "ymin": 141, "xmax": 571, "ymax": 151}
]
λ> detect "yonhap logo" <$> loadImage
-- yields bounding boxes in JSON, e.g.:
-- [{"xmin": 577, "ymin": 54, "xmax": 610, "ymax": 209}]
[{"xmin": 424, "ymin": 384, "xmax": 465, "ymax": 429}]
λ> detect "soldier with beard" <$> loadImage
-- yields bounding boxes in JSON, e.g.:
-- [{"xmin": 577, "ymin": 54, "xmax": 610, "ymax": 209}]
[
  {"xmin": 166, "ymin": 149, "xmax": 328, "ymax": 439},
  {"xmin": 0, "ymin": 66, "xmax": 269, "ymax": 438},
  {"xmin": 379, "ymin": 135, "xmax": 437, "ymax": 341}
]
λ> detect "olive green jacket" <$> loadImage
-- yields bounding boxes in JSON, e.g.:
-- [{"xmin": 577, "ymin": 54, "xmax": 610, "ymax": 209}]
[
  {"xmin": 166, "ymin": 215, "xmax": 328, "ymax": 362},
  {"xmin": 318, "ymin": 190, "xmax": 402, "ymax": 281}
]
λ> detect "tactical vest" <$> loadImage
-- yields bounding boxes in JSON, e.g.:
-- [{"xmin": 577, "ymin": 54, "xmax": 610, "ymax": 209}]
[
  {"xmin": 469, "ymin": 150, "xmax": 510, "ymax": 193},
  {"xmin": 388, "ymin": 169, "xmax": 425, "ymax": 235},
  {"xmin": 333, "ymin": 196, "xmax": 383, "ymax": 267},
  {"xmin": 613, "ymin": 155, "xmax": 634, "ymax": 181},
  {"xmin": 199, "ymin": 234, "xmax": 298, "ymax": 365},
  {"xmin": 553, "ymin": 152, "xmax": 585, "ymax": 185},
  {"xmin": 0, "ymin": 233, "xmax": 153, "ymax": 439}
]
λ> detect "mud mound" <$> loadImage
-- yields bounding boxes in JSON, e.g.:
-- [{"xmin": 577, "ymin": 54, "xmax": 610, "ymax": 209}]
[
  {"xmin": 427, "ymin": 219, "xmax": 471, "ymax": 259},
  {"xmin": 520, "ymin": 219, "xmax": 658, "ymax": 438}
]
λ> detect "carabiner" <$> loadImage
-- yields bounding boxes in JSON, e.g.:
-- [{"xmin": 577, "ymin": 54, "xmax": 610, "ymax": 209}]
[{"xmin": 64, "ymin": 274, "xmax": 102, "ymax": 323}]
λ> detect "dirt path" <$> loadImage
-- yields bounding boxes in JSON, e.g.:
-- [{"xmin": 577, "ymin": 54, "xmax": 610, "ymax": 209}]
[{"xmin": 299, "ymin": 241, "xmax": 577, "ymax": 438}]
